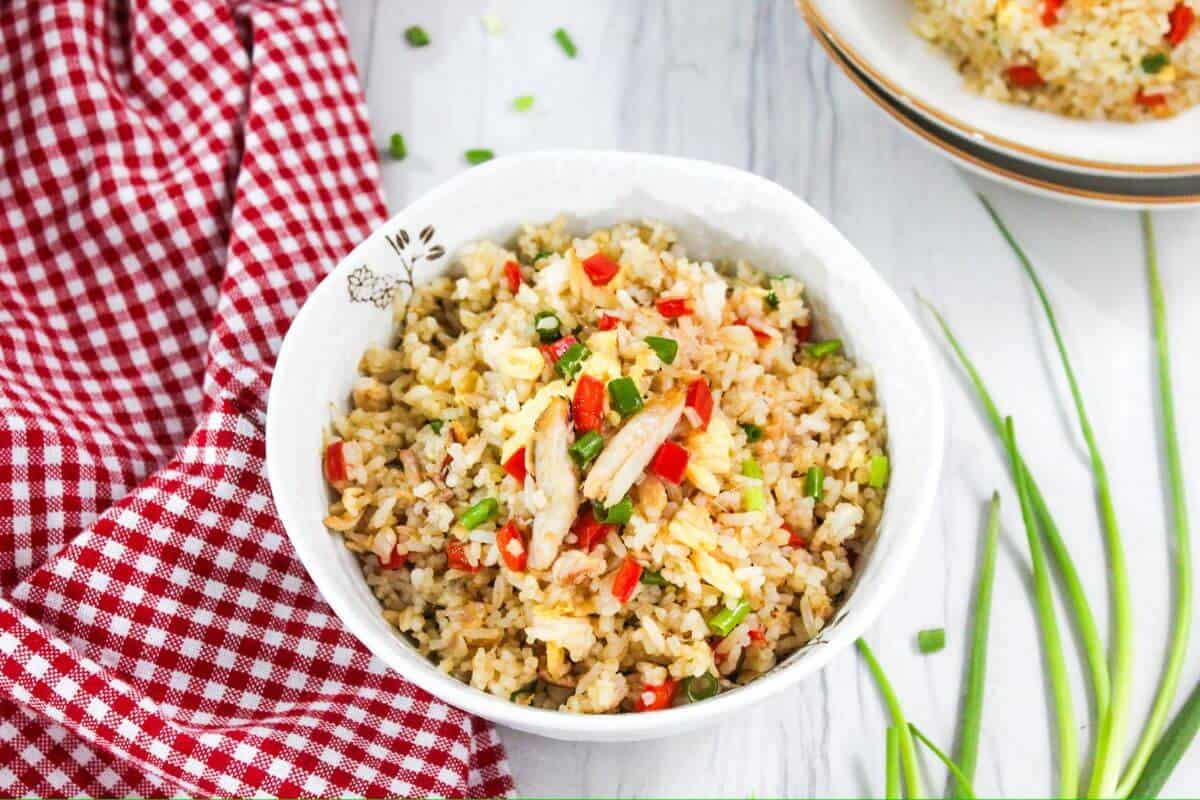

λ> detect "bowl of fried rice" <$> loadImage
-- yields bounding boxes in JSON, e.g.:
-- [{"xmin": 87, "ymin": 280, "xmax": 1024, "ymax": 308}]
[{"xmin": 266, "ymin": 151, "xmax": 943, "ymax": 740}]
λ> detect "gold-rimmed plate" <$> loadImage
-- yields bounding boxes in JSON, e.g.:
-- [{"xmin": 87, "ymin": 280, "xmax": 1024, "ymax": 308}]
[
  {"xmin": 805, "ymin": 20, "xmax": 1200, "ymax": 208},
  {"xmin": 801, "ymin": 0, "xmax": 1200, "ymax": 177}
]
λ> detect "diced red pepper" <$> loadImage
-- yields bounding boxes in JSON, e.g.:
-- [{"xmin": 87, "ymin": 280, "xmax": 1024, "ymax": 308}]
[
  {"xmin": 1006, "ymin": 64, "xmax": 1045, "ymax": 88},
  {"xmin": 611, "ymin": 556, "xmax": 643, "ymax": 604},
  {"xmin": 748, "ymin": 627, "xmax": 766, "ymax": 644},
  {"xmin": 794, "ymin": 320, "xmax": 812, "ymax": 344},
  {"xmin": 503, "ymin": 448, "xmax": 527, "ymax": 483},
  {"xmin": 379, "ymin": 546, "xmax": 407, "ymax": 570},
  {"xmin": 572, "ymin": 505, "xmax": 615, "ymax": 551},
  {"xmin": 496, "ymin": 521, "xmax": 527, "ymax": 572},
  {"xmin": 685, "ymin": 378, "xmax": 713, "ymax": 431},
  {"xmin": 573, "ymin": 374, "xmax": 605, "ymax": 433},
  {"xmin": 650, "ymin": 441, "xmax": 690, "ymax": 484},
  {"xmin": 735, "ymin": 317, "xmax": 773, "ymax": 345},
  {"xmin": 446, "ymin": 540, "xmax": 480, "ymax": 573},
  {"xmin": 656, "ymin": 297, "xmax": 693, "ymax": 318},
  {"xmin": 582, "ymin": 253, "xmax": 620, "ymax": 286},
  {"xmin": 783, "ymin": 523, "xmax": 807, "ymax": 549},
  {"xmin": 633, "ymin": 677, "xmax": 677, "ymax": 712},
  {"xmin": 324, "ymin": 440, "xmax": 347, "ymax": 484},
  {"xmin": 597, "ymin": 314, "xmax": 619, "ymax": 331},
  {"xmin": 540, "ymin": 334, "xmax": 578, "ymax": 364},
  {"xmin": 1041, "ymin": 0, "xmax": 1064, "ymax": 26},
  {"xmin": 1135, "ymin": 87, "xmax": 1169, "ymax": 107},
  {"xmin": 1168, "ymin": 2, "xmax": 1195, "ymax": 46},
  {"xmin": 504, "ymin": 260, "xmax": 522, "ymax": 294}
]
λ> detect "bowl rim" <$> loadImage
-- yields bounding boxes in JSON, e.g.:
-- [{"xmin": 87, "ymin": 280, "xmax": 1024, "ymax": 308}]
[
  {"xmin": 266, "ymin": 149, "xmax": 945, "ymax": 737},
  {"xmin": 799, "ymin": 0, "xmax": 1200, "ymax": 177}
]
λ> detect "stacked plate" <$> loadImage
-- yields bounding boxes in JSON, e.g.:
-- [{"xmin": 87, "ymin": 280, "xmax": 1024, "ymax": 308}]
[{"xmin": 800, "ymin": 0, "xmax": 1200, "ymax": 208}]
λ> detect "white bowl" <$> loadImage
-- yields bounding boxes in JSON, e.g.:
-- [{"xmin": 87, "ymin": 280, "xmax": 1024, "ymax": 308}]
[
  {"xmin": 266, "ymin": 151, "xmax": 944, "ymax": 741},
  {"xmin": 804, "ymin": 0, "xmax": 1200, "ymax": 175}
]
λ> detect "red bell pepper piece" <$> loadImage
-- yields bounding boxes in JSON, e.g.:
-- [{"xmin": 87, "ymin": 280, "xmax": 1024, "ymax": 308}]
[
  {"xmin": 503, "ymin": 447, "xmax": 527, "ymax": 483},
  {"xmin": 1168, "ymin": 3, "xmax": 1195, "ymax": 46},
  {"xmin": 379, "ymin": 547, "xmax": 407, "ymax": 570},
  {"xmin": 633, "ymin": 677, "xmax": 677, "ymax": 711},
  {"xmin": 324, "ymin": 440, "xmax": 347, "ymax": 484},
  {"xmin": 1006, "ymin": 64, "xmax": 1045, "ymax": 88},
  {"xmin": 597, "ymin": 314, "xmax": 619, "ymax": 331},
  {"xmin": 496, "ymin": 520, "xmax": 527, "ymax": 572},
  {"xmin": 1135, "ymin": 87, "xmax": 1168, "ymax": 107},
  {"xmin": 736, "ymin": 318, "xmax": 773, "ymax": 345},
  {"xmin": 747, "ymin": 627, "xmax": 766, "ymax": 644},
  {"xmin": 573, "ymin": 505, "xmax": 615, "ymax": 551},
  {"xmin": 611, "ymin": 556, "xmax": 643, "ymax": 604},
  {"xmin": 650, "ymin": 441, "xmax": 689, "ymax": 484},
  {"xmin": 573, "ymin": 374, "xmax": 605, "ymax": 433},
  {"xmin": 446, "ymin": 540, "xmax": 480, "ymax": 573},
  {"xmin": 655, "ymin": 297, "xmax": 692, "ymax": 318},
  {"xmin": 540, "ymin": 334, "xmax": 578, "ymax": 364},
  {"xmin": 504, "ymin": 260, "xmax": 522, "ymax": 293},
  {"xmin": 582, "ymin": 253, "xmax": 620, "ymax": 286},
  {"xmin": 1041, "ymin": 0, "xmax": 1064, "ymax": 25},
  {"xmin": 685, "ymin": 378, "xmax": 713, "ymax": 431},
  {"xmin": 783, "ymin": 523, "xmax": 807, "ymax": 549},
  {"xmin": 794, "ymin": 320, "xmax": 812, "ymax": 344}
]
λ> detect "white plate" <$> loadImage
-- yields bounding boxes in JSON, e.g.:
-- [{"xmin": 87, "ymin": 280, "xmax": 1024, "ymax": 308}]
[
  {"xmin": 809, "ymin": 25, "xmax": 1200, "ymax": 208},
  {"xmin": 804, "ymin": 0, "xmax": 1200, "ymax": 175},
  {"xmin": 266, "ymin": 151, "xmax": 944, "ymax": 741}
]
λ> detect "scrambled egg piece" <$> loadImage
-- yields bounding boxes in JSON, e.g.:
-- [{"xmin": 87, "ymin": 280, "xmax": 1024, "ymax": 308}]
[
  {"xmin": 498, "ymin": 346, "xmax": 545, "ymax": 381},
  {"xmin": 684, "ymin": 415, "xmax": 734, "ymax": 496},
  {"xmin": 527, "ymin": 607, "xmax": 596, "ymax": 662},
  {"xmin": 499, "ymin": 380, "xmax": 572, "ymax": 461},
  {"xmin": 692, "ymin": 550, "xmax": 743, "ymax": 599},
  {"xmin": 667, "ymin": 501, "xmax": 717, "ymax": 550},
  {"xmin": 580, "ymin": 331, "xmax": 622, "ymax": 383}
]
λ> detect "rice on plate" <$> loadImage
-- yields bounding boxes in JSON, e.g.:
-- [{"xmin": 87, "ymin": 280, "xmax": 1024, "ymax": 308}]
[
  {"xmin": 321, "ymin": 218, "xmax": 889, "ymax": 714},
  {"xmin": 913, "ymin": 0, "xmax": 1200, "ymax": 120}
]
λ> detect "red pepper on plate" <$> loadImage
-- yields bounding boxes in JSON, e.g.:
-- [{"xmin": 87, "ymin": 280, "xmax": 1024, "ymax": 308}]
[
  {"xmin": 496, "ymin": 520, "xmax": 527, "ymax": 572},
  {"xmin": 581, "ymin": 253, "xmax": 620, "ymax": 286},
  {"xmin": 655, "ymin": 297, "xmax": 692, "ymax": 318},
  {"xmin": 446, "ymin": 540, "xmax": 481, "ymax": 573},
  {"xmin": 649, "ymin": 441, "xmax": 689, "ymax": 484},
  {"xmin": 572, "ymin": 374, "xmax": 605, "ymax": 433},
  {"xmin": 1006, "ymin": 64, "xmax": 1045, "ymax": 88},
  {"xmin": 572, "ymin": 505, "xmax": 615, "ymax": 551},
  {"xmin": 633, "ymin": 677, "xmax": 677, "ymax": 711},
  {"xmin": 1167, "ymin": 2, "xmax": 1195, "ymax": 46},
  {"xmin": 611, "ymin": 556, "xmax": 644, "ymax": 604},
  {"xmin": 503, "ymin": 447, "xmax": 527, "ymax": 483},
  {"xmin": 503, "ymin": 260, "xmax": 522, "ymax": 294},
  {"xmin": 324, "ymin": 440, "xmax": 347, "ymax": 484}
]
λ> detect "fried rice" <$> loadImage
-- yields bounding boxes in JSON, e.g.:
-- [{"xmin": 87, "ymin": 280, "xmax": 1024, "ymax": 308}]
[
  {"xmin": 321, "ymin": 218, "xmax": 888, "ymax": 713},
  {"xmin": 913, "ymin": 0, "xmax": 1200, "ymax": 120}
]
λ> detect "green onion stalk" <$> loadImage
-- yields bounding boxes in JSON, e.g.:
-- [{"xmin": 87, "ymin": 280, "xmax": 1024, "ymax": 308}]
[
  {"xmin": 980, "ymin": 196, "xmax": 1132, "ymax": 799},
  {"xmin": 886, "ymin": 726, "xmax": 901, "ymax": 800},
  {"xmin": 919, "ymin": 297, "xmax": 1110, "ymax": 729},
  {"xmin": 1003, "ymin": 418, "xmax": 1078, "ymax": 798},
  {"xmin": 909, "ymin": 724, "xmax": 977, "ymax": 800},
  {"xmin": 1115, "ymin": 213, "xmax": 1192, "ymax": 796},
  {"xmin": 857, "ymin": 639, "xmax": 923, "ymax": 798}
]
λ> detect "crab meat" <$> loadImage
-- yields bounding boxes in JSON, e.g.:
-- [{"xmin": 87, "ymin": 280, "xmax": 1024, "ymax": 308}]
[
  {"xmin": 529, "ymin": 397, "xmax": 579, "ymax": 570},
  {"xmin": 582, "ymin": 390, "xmax": 685, "ymax": 508},
  {"xmin": 551, "ymin": 548, "xmax": 607, "ymax": 586}
]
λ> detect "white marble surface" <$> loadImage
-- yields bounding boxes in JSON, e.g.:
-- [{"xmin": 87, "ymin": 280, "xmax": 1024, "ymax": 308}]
[{"xmin": 338, "ymin": 2, "xmax": 1200, "ymax": 796}]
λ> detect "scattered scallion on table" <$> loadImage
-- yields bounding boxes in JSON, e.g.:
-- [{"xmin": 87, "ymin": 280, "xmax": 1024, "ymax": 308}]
[
  {"xmin": 404, "ymin": 25, "xmax": 430, "ymax": 47},
  {"xmin": 512, "ymin": 94, "xmax": 535, "ymax": 112},
  {"xmin": 553, "ymin": 27, "xmax": 577, "ymax": 58},
  {"xmin": 886, "ymin": 726, "xmax": 901, "ymax": 800},
  {"xmin": 857, "ymin": 639, "xmax": 923, "ymax": 798},
  {"xmin": 388, "ymin": 132, "xmax": 407, "ymax": 161},
  {"xmin": 909, "ymin": 724, "xmax": 977, "ymax": 799},
  {"xmin": 917, "ymin": 628, "xmax": 945, "ymax": 654},
  {"xmin": 465, "ymin": 148, "xmax": 495, "ymax": 165}
]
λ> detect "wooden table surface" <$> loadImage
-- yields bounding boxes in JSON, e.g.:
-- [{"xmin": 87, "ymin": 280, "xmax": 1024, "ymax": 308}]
[{"xmin": 336, "ymin": 2, "xmax": 1200, "ymax": 796}]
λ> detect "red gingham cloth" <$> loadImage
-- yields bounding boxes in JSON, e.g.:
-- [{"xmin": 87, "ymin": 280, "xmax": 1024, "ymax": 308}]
[{"xmin": 0, "ymin": 0, "xmax": 513, "ymax": 795}]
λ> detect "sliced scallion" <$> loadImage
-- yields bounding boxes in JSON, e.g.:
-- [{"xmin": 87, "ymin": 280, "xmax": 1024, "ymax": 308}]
[
  {"xmin": 917, "ymin": 628, "xmax": 946, "ymax": 654},
  {"xmin": 707, "ymin": 598, "xmax": 751, "ymax": 637},
  {"xmin": 645, "ymin": 336, "xmax": 678, "ymax": 365},
  {"xmin": 388, "ymin": 132, "xmax": 407, "ymax": 161},
  {"xmin": 404, "ymin": 26, "xmax": 430, "ymax": 47},
  {"xmin": 554, "ymin": 343, "xmax": 590, "ymax": 379},
  {"xmin": 640, "ymin": 569, "xmax": 670, "ymax": 587},
  {"xmin": 805, "ymin": 339, "xmax": 842, "ymax": 358},
  {"xmin": 513, "ymin": 94, "xmax": 534, "ymax": 112},
  {"xmin": 427, "ymin": 419, "xmax": 444, "ymax": 434},
  {"xmin": 459, "ymin": 498, "xmax": 498, "ymax": 530},
  {"xmin": 1142, "ymin": 52, "xmax": 1170, "ymax": 74},
  {"xmin": 868, "ymin": 455, "xmax": 890, "ymax": 488},
  {"xmin": 766, "ymin": 290, "xmax": 780, "ymax": 310},
  {"xmin": 804, "ymin": 466, "xmax": 825, "ymax": 499},
  {"xmin": 685, "ymin": 673, "xmax": 720, "ymax": 702},
  {"xmin": 607, "ymin": 377, "xmax": 643, "ymax": 418},
  {"xmin": 534, "ymin": 310, "xmax": 562, "ymax": 343},
  {"xmin": 568, "ymin": 431, "xmax": 604, "ymax": 467},
  {"xmin": 739, "ymin": 422, "xmax": 764, "ymax": 443},
  {"xmin": 465, "ymin": 148, "xmax": 494, "ymax": 165},
  {"xmin": 553, "ymin": 27, "xmax": 577, "ymax": 58},
  {"xmin": 598, "ymin": 496, "xmax": 633, "ymax": 525}
]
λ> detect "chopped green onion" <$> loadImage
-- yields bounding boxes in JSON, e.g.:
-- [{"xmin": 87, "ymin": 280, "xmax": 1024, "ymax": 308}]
[
  {"xmin": 465, "ymin": 149, "xmax": 494, "ymax": 165},
  {"xmin": 886, "ymin": 727, "xmax": 901, "ymax": 800},
  {"xmin": 804, "ymin": 466, "xmax": 825, "ymax": 499},
  {"xmin": 427, "ymin": 419, "xmax": 444, "ymax": 434},
  {"xmin": 741, "ymin": 459, "xmax": 763, "ymax": 479},
  {"xmin": 739, "ymin": 422, "xmax": 764, "ymax": 443},
  {"xmin": 640, "ymin": 569, "xmax": 670, "ymax": 587},
  {"xmin": 568, "ymin": 431, "xmax": 604, "ymax": 467},
  {"xmin": 533, "ymin": 311, "xmax": 562, "ymax": 343},
  {"xmin": 459, "ymin": 498, "xmax": 498, "ymax": 530},
  {"xmin": 512, "ymin": 94, "xmax": 534, "ymax": 112},
  {"xmin": 1142, "ymin": 52, "xmax": 1170, "ymax": 74},
  {"xmin": 598, "ymin": 496, "xmax": 633, "ymax": 525},
  {"xmin": 868, "ymin": 455, "xmax": 890, "ymax": 488},
  {"xmin": 917, "ymin": 628, "xmax": 946, "ymax": 654},
  {"xmin": 607, "ymin": 377, "xmax": 643, "ymax": 417},
  {"xmin": 388, "ymin": 132, "xmax": 407, "ymax": 161},
  {"xmin": 805, "ymin": 339, "xmax": 842, "ymax": 358},
  {"xmin": 510, "ymin": 680, "xmax": 536, "ymax": 701},
  {"xmin": 532, "ymin": 250, "xmax": 555, "ymax": 263},
  {"xmin": 482, "ymin": 13, "xmax": 503, "ymax": 35},
  {"xmin": 742, "ymin": 484, "xmax": 766, "ymax": 512},
  {"xmin": 554, "ymin": 343, "xmax": 590, "ymax": 379},
  {"xmin": 685, "ymin": 673, "xmax": 720, "ymax": 702},
  {"xmin": 404, "ymin": 26, "xmax": 430, "ymax": 47},
  {"xmin": 909, "ymin": 724, "xmax": 978, "ymax": 799},
  {"xmin": 857, "ymin": 639, "xmax": 923, "ymax": 798},
  {"xmin": 707, "ymin": 598, "xmax": 751, "ymax": 637},
  {"xmin": 553, "ymin": 27, "xmax": 577, "ymax": 58},
  {"xmin": 766, "ymin": 290, "xmax": 780, "ymax": 310},
  {"xmin": 645, "ymin": 336, "xmax": 678, "ymax": 365}
]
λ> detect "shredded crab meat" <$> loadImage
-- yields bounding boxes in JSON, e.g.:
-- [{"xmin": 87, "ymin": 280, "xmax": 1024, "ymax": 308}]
[
  {"xmin": 529, "ymin": 397, "xmax": 579, "ymax": 570},
  {"xmin": 582, "ymin": 390, "xmax": 685, "ymax": 508}
]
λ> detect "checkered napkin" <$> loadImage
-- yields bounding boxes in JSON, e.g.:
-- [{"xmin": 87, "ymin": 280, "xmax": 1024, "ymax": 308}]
[{"xmin": 0, "ymin": 0, "xmax": 512, "ymax": 795}]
